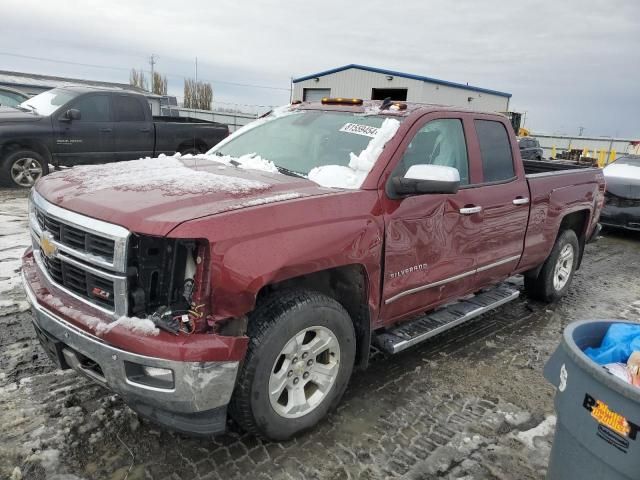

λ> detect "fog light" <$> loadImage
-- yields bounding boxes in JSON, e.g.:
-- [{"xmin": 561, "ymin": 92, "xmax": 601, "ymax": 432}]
[
  {"xmin": 124, "ymin": 361, "xmax": 174, "ymax": 390},
  {"xmin": 142, "ymin": 366, "xmax": 173, "ymax": 382}
]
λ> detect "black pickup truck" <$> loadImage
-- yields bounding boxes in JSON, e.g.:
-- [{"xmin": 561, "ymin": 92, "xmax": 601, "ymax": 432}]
[{"xmin": 0, "ymin": 86, "xmax": 229, "ymax": 187}]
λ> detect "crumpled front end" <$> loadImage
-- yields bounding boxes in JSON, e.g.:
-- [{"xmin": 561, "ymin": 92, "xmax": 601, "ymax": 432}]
[
  {"xmin": 601, "ymin": 193, "xmax": 640, "ymax": 231},
  {"xmin": 21, "ymin": 190, "xmax": 248, "ymax": 435}
]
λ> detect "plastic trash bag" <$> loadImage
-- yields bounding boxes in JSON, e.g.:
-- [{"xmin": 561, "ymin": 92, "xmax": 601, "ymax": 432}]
[{"xmin": 584, "ymin": 323, "xmax": 640, "ymax": 365}]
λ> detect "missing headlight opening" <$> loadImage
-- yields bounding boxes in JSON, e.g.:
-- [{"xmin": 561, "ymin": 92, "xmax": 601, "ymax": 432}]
[{"xmin": 127, "ymin": 235, "xmax": 207, "ymax": 335}]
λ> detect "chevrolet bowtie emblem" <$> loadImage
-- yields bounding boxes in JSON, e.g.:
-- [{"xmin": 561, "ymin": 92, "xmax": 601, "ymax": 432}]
[{"xmin": 40, "ymin": 231, "xmax": 58, "ymax": 259}]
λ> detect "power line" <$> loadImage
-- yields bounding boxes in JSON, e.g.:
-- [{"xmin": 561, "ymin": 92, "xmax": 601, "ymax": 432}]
[{"xmin": 0, "ymin": 51, "xmax": 291, "ymax": 92}]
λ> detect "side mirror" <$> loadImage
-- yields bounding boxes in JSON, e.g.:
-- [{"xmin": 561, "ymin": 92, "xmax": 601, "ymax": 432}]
[
  {"xmin": 62, "ymin": 109, "xmax": 81, "ymax": 121},
  {"xmin": 390, "ymin": 164, "xmax": 460, "ymax": 197}
]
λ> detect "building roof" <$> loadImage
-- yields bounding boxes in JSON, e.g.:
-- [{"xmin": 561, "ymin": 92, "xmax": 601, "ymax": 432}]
[
  {"xmin": 0, "ymin": 70, "xmax": 147, "ymax": 93},
  {"xmin": 292, "ymin": 64, "xmax": 512, "ymax": 98}
]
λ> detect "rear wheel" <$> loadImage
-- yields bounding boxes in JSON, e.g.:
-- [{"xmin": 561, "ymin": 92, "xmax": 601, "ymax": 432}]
[
  {"xmin": 525, "ymin": 229, "xmax": 579, "ymax": 302},
  {"xmin": 230, "ymin": 290, "xmax": 356, "ymax": 440},
  {"xmin": 1, "ymin": 150, "xmax": 49, "ymax": 188}
]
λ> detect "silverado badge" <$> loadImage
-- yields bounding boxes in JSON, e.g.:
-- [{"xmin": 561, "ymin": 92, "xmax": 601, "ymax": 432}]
[{"xmin": 40, "ymin": 231, "xmax": 58, "ymax": 260}]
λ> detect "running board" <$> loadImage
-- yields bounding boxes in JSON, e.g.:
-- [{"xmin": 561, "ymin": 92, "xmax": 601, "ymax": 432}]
[{"xmin": 374, "ymin": 284, "xmax": 519, "ymax": 354}]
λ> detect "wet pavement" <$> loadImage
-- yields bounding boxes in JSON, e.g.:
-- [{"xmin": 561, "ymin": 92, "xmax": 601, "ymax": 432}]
[{"xmin": 1, "ymin": 187, "xmax": 640, "ymax": 480}]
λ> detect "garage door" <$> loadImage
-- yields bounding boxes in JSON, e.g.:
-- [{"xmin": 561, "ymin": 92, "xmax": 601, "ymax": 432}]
[{"xmin": 303, "ymin": 88, "xmax": 331, "ymax": 102}]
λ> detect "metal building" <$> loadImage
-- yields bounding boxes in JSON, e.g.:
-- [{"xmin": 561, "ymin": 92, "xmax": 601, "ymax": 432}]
[{"xmin": 292, "ymin": 64, "xmax": 511, "ymax": 111}]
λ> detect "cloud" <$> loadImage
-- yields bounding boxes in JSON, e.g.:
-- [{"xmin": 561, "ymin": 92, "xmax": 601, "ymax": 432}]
[{"xmin": 1, "ymin": 0, "xmax": 638, "ymax": 136}]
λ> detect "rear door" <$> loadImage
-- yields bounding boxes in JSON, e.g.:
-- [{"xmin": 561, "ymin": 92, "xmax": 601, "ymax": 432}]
[
  {"xmin": 380, "ymin": 113, "xmax": 481, "ymax": 322},
  {"xmin": 468, "ymin": 117, "xmax": 530, "ymax": 286},
  {"xmin": 53, "ymin": 93, "xmax": 114, "ymax": 165},
  {"xmin": 112, "ymin": 94, "xmax": 154, "ymax": 161}
]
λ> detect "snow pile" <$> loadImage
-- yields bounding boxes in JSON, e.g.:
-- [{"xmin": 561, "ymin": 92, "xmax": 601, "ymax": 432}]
[
  {"xmin": 52, "ymin": 156, "xmax": 271, "ymax": 197},
  {"xmin": 42, "ymin": 295, "xmax": 159, "ymax": 336},
  {"xmin": 515, "ymin": 415, "xmax": 557, "ymax": 449},
  {"xmin": 100, "ymin": 316, "xmax": 159, "ymax": 336},
  {"xmin": 604, "ymin": 162, "xmax": 640, "ymax": 180},
  {"xmin": 200, "ymin": 152, "xmax": 279, "ymax": 174},
  {"xmin": 308, "ymin": 118, "xmax": 400, "ymax": 189},
  {"xmin": 240, "ymin": 192, "xmax": 302, "ymax": 207}
]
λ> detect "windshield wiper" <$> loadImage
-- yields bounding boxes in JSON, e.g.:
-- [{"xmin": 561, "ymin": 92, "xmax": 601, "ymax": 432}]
[
  {"xmin": 25, "ymin": 104, "xmax": 38, "ymax": 114},
  {"xmin": 275, "ymin": 165, "xmax": 306, "ymax": 179}
]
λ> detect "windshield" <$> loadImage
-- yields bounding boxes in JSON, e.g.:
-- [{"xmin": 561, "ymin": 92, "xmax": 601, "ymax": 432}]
[
  {"xmin": 210, "ymin": 110, "xmax": 399, "ymax": 178},
  {"xmin": 18, "ymin": 88, "xmax": 79, "ymax": 116}
]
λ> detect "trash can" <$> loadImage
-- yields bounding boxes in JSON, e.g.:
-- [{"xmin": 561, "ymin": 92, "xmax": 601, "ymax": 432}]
[{"xmin": 544, "ymin": 320, "xmax": 640, "ymax": 480}]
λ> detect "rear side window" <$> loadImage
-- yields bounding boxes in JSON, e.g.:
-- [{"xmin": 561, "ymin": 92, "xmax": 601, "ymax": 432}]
[
  {"xmin": 71, "ymin": 94, "xmax": 110, "ymax": 122},
  {"xmin": 113, "ymin": 96, "xmax": 146, "ymax": 122},
  {"xmin": 475, "ymin": 120, "xmax": 515, "ymax": 182}
]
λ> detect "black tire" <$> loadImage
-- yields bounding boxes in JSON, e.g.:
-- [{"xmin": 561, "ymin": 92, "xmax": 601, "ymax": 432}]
[
  {"xmin": 229, "ymin": 290, "xmax": 356, "ymax": 441},
  {"xmin": 0, "ymin": 150, "xmax": 49, "ymax": 188},
  {"xmin": 178, "ymin": 147, "xmax": 202, "ymax": 155},
  {"xmin": 536, "ymin": 155, "xmax": 543, "ymax": 161},
  {"xmin": 525, "ymin": 229, "xmax": 580, "ymax": 302}
]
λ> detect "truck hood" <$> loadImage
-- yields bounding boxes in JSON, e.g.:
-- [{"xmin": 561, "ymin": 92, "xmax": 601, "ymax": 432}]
[
  {"xmin": 35, "ymin": 156, "xmax": 338, "ymax": 236},
  {"xmin": 0, "ymin": 106, "xmax": 43, "ymax": 123},
  {"xmin": 604, "ymin": 162, "xmax": 640, "ymax": 199}
]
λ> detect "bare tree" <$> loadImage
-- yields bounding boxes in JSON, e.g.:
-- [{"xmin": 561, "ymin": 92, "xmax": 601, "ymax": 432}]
[
  {"xmin": 152, "ymin": 72, "xmax": 168, "ymax": 95},
  {"xmin": 183, "ymin": 78, "xmax": 213, "ymax": 110},
  {"xmin": 129, "ymin": 69, "xmax": 148, "ymax": 91}
]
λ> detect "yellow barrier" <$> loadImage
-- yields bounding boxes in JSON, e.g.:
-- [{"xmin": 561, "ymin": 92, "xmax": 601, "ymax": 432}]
[
  {"xmin": 551, "ymin": 146, "xmax": 556, "ymax": 159},
  {"xmin": 608, "ymin": 149, "xmax": 617, "ymax": 164}
]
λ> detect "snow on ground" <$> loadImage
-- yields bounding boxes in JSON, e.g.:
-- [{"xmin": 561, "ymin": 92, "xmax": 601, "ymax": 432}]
[
  {"xmin": 0, "ymin": 191, "xmax": 30, "ymax": 316},
  {"xmin": 309, "ymin": 118, "xmax": 401, "ymax": 189},
  {"xmin": 46, "ymin": 156, "xmax": 272, "ymax": 197}
]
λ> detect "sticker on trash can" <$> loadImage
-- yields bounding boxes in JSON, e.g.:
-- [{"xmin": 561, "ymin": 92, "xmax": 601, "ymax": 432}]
[
  {"xmin": 559, "ymin": 364, "xmax": 568, "ymax": 392},
  {"xmin": 583, "ymin": 393, "xmax": 639, "ymax": 453}
]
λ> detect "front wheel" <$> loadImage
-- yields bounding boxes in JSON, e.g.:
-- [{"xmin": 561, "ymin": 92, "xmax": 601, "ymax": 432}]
[
  {"xmin": 0, "ymin": 150, "xmax": 49, "ymax": 188},
  {"xmin": 230, "ymin": 290, "xmax": 356, "ymax": 440},
  {"xmin": 525, "ymin": 229, "xmax": 579, "ymax": 302}
]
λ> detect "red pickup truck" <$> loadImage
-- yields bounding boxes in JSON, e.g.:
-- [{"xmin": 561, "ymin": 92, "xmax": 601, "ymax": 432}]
[{"xmin": 21, "ymin": 99, "xmax": 605, "ymax": 440}]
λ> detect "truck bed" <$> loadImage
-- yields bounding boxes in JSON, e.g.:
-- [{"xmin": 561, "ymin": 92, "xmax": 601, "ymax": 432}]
[{"xmin": 523, "ymin": 158, "xmax": 596, "ymax": 175}]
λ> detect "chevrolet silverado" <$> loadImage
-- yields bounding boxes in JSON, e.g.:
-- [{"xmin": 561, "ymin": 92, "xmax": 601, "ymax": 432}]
[{"xmin": 22, "ymin": 98, "xmax": 605, "ymax": 440}]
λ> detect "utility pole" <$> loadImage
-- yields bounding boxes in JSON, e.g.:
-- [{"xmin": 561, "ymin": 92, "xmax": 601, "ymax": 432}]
[
  {"xmin": 149, "ymin": 54, "xmax": 157, "ymax": 93},
  {"xmin": 578, "ymin": 126, "xmax": 584, "ymax": 136}
]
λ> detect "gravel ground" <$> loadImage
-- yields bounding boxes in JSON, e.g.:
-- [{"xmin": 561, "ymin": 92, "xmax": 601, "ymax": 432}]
[{"xmin": 1, "ymin": 188, "xmax": 640, "ymax": 480}]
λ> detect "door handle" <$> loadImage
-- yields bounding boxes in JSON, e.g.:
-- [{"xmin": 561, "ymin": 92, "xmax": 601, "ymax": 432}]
[
  {"xmin": 99, "ymin": 127, "xmax": 113, "ymax": 133},
  {"xmin": 513, "ymin": 197, "xmax": 530, "ymax": 205},
  {"xmin": 139, "ymin": 127, "xmax": 151, "ymax": 133},
  {"xmin": 459, "ymin": 206, "xmax": 482, "ymax": 215}
]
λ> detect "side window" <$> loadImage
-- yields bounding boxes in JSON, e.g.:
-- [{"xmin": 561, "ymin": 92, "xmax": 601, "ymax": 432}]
[
  {"xmin": 396, "ymin": 119, "xmax": 469, "ymax": 185},
  {"xmin": 70, "ymin": 95, "xmax": 110, "ymax": 122},
  {"xmin": 113, "ymin": 95, "xmax": 146, "ymax": 122},
  {"xmin": 475, "ymin": 120, "xmax": 515, "ymax": 183}
]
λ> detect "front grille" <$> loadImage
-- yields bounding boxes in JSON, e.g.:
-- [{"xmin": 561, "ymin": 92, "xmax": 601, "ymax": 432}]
[
  {"xmin": 35, "ymin": 208, "xmax": 115, "ymax": 262},
  {"xmin": 30, "ymin": 191, "xmax": 129, "ymax": 316},
  {"xmin": 41, "ymin": 255, "xmax": 116, "ymax": 309}
]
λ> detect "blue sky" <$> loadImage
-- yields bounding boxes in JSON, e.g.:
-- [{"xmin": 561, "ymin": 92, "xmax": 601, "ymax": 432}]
[{"xmin": 2, "ymin": 0, "xmax": 639, "ymax": 137}]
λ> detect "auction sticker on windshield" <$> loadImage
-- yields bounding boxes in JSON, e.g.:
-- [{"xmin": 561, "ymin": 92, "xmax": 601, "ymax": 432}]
[{"xmin": 340, "ymin": 123, "xmax": 379, "ymax": 138}]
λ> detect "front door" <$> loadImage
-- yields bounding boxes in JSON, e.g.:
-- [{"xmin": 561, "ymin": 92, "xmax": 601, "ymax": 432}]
[
  {"xmin": 380, "ymin": 115, "xmax": 480, "ymax": 323},
  {"xmin": 53, "ymin": 93, "xmax": 114, "ymax": 166}
]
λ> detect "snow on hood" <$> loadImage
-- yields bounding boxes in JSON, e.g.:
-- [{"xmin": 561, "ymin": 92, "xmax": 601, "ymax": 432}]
[
  {"xmin": 604, "ymin": 162, "xmax": 640, "ymax": 181},
  {"xmin": 191, "ymin": 152, "xmax": 279, "ymax": 174},
  {"xmin": 308, "ymin": 118, "xmax": 401, "ymax": 189},
  {"xmin": 47, "ymin": 154, "xmax": 272, "ymax": 197}
]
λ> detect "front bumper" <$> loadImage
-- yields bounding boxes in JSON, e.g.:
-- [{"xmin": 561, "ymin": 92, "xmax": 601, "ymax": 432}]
[
  {"xmin": 22, "ymin": 270, "xmax": 239, "ymax": 436},
  {"xmin": 600, "ymin": 203, "xmax": 640, "ymax": 231}
]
